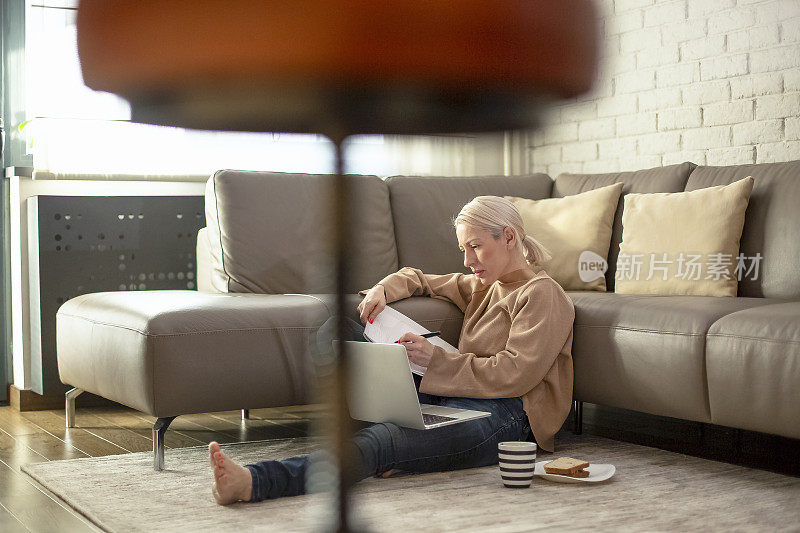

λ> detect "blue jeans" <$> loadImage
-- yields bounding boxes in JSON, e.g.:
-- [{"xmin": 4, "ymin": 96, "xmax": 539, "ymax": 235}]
[{"xmin": 244, "ymin": 317, "xmax": 533, "ymax": 502}]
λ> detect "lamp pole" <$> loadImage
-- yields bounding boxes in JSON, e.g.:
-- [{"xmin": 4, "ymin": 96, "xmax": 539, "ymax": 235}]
[{"xmin": 330, "ymin": 133, "xmax": 359, "ymax": 532}]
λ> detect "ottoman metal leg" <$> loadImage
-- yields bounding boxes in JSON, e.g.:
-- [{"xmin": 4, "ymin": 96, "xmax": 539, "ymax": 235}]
[
  {"xmin": 65, "ymin": 388, "xmax": 84, "ymax": 428},
  {"xmin": 242, "ymin": 409, "xmax": 250, "ymax": 420},
  {"xmin": 573, "ymin": 400, "xmax": 583, "ymax": 435},
  {"xmin": 153, "ymin": 416, "xmax": 177, "ymax": 471}
]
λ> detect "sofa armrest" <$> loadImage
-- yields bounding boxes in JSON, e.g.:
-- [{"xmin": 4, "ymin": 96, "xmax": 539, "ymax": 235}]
[{"xmin": 196, "ymin": 227, "xmax": 218, "ymax": 293}]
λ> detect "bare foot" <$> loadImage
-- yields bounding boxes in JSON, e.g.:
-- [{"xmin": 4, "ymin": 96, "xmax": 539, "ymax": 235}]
[
  {"xmin": 380, "ymin": 468, "xmax": 401, "ymax": 478},
  {"xmin": 209, "ymin": 441, "xmax": 253, "ymax": 505}
]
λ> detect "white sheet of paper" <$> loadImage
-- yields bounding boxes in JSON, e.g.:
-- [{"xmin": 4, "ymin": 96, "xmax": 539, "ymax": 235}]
[{"xmin": 363, "ymin": 306, "xmax": 458, "ymax": 376}]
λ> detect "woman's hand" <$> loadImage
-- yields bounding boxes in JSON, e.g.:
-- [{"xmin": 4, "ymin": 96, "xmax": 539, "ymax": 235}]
[
  {"xmin": 397, "ymin": 333, "xmax": 435, "ymax": 368},
  {"xmin": 357, "ymin": 285, "xmax": 386, "ymax": 324}
]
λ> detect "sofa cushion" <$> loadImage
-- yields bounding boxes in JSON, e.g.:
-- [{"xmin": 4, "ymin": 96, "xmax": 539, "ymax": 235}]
[
  {"xmin": 615, "ymin": 176, "xmax": 754, "ymax": 297},
  {"xmin": 685, "ymin": 160, "xmax": 800, "ymax": 299},
  {"xmin": 206, "ymin": 170, "xmax": 398, "ymax": 294},
  {"xmin": 706, "ymin": 301, "xmax": 800, "ymax": 440},
  {"xmin": 507, "ymin": 182, "xmax": 623, "ymax": 291},
  {"xmin": 554, "ymin": 162, "xmax": 696, "ymax": 292},
  {"xmin": 386, "ymin": 174, "xmax": 552, "ymax": 275},
  {"xmin": 57, "ymin": 291, "xmax": 330, "ymax": 417},
  {"xmin": 567, "ymin": 291, "xmax": 778, "ymax": 423}
]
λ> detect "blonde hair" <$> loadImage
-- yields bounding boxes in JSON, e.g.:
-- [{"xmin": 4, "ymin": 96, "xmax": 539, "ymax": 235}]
[{"xmin": 452, "ymin": 195, "xmax": 551, "ymax": 267}]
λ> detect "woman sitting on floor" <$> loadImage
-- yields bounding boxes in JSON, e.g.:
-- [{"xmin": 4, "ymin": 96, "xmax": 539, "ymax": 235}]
[{"xmin": 207, "ymin": 195, "xmax": 576, "ymax": 504}]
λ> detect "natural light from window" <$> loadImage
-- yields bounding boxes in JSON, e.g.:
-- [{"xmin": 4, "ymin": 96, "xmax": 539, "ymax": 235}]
[{"xmin": 23, "ymin": 1, "xmax": 475, "ymax": 177}]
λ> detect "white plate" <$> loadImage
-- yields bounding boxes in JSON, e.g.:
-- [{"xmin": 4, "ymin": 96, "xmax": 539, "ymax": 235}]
[{"xmin": 533, "ymin": 461, "xmax": 615, "ymax": 483}]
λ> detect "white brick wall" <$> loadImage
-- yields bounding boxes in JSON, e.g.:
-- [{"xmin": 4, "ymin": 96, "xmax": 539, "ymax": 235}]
[{"xmin": 527, "ymin": 0, "xmax": 800, "ymax": 175}]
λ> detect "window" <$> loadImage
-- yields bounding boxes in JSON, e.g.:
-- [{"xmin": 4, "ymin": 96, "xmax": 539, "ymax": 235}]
[{"xmin": 22, "ymin": 1, "xmax": 476, "ymax": 178}]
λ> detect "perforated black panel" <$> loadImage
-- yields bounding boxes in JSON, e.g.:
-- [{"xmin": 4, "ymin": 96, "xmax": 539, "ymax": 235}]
[{"xmin": 28, "ymin": 195, "xmax": 206, "ymax": 396}]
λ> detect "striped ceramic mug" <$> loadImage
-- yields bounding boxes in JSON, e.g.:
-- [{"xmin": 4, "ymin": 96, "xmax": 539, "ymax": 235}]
[{"xmin": 498, "ymin": 441, "xmax": 537, "ymax": 488}]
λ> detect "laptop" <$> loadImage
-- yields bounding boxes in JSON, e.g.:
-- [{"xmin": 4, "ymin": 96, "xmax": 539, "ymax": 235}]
[{"xmin": 342, "ymin": 340, "xmax": 492, "ymax": 430}]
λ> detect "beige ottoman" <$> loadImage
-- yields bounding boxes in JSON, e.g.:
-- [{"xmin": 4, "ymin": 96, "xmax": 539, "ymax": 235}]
[{"xmin": 56, "ymin": 290, "xmax": 330, "ymax": 469}]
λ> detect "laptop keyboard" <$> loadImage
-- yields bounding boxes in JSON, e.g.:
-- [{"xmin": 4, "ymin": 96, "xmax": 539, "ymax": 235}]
[{"xmin": 422, "ymin": 413, "xmax": 458, "ymax": 425}]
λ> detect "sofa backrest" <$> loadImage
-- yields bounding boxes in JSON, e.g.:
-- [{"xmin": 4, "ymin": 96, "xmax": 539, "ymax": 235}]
[
  {"xmin": 385, "ymin": 174, "xmax": 553, "ymax": 275},
  {"xmin": 205, "ymin": 170, "xmax": 398, "ymax": 294},
  {"xmin": 553, "ymin": 162, "xmax": 696, "ymax": 292},
  {"xmin": 685, "ymin": 160, "xmax": 800, "ymax": 299}
]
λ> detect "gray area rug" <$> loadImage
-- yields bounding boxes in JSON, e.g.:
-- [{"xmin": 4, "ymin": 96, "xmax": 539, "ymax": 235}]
[{"xmin": 22, "ymin": 431, "xmax": 800, "ymax": 532}]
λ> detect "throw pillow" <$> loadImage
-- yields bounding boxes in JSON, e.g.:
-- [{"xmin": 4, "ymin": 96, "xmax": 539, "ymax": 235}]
[
  {"xmin": 614, "ymin": 176, "xmax": 754, "ymax": 297},
  {"xmin": 506, "ymin": 182, "xmax": 624, "ymax": 291}
]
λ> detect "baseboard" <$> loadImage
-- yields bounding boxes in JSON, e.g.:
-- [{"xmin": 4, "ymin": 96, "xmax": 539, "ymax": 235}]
[
  {"xmin": 10, "ymin": 385, "xmax": 124, "ymax": 412},
  {"xmin": 566, "ymin": 402, "xmax": 800, "ymax": 477}
]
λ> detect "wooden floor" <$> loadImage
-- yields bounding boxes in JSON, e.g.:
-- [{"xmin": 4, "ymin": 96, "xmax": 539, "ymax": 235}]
[
  {"xmin": 0, "ymin": 401, "xmax": 797, "ymax": 532},
  {"xmin": 0, "ymin": 403, "xmax": 320, "ymax": 532}
]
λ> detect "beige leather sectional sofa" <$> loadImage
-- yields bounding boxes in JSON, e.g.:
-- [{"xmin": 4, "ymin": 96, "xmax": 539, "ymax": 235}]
[{"xmin": 56, "ymin": 160, "xmax": 800, "ymax": 469}]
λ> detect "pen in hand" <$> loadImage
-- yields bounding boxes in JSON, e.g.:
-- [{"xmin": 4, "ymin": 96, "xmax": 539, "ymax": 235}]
[{"xmin": 396, "ymin": 331, "xmax": 441, "ymax": 343}]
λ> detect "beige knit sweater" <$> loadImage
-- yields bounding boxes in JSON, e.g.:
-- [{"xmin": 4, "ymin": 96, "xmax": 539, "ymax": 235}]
[{"xmin": 362, "ymin": 266, "xmax": 575, "ymax": 452}]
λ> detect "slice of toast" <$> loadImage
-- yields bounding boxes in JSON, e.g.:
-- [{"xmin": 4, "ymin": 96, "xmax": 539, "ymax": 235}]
[
  {"xmin": 543, "ymin": 457, "xmax": 590, "ymax": 476},
  {"xmin": 567, "ymin": 468, "xmax": 590, "ymax": 478}
]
